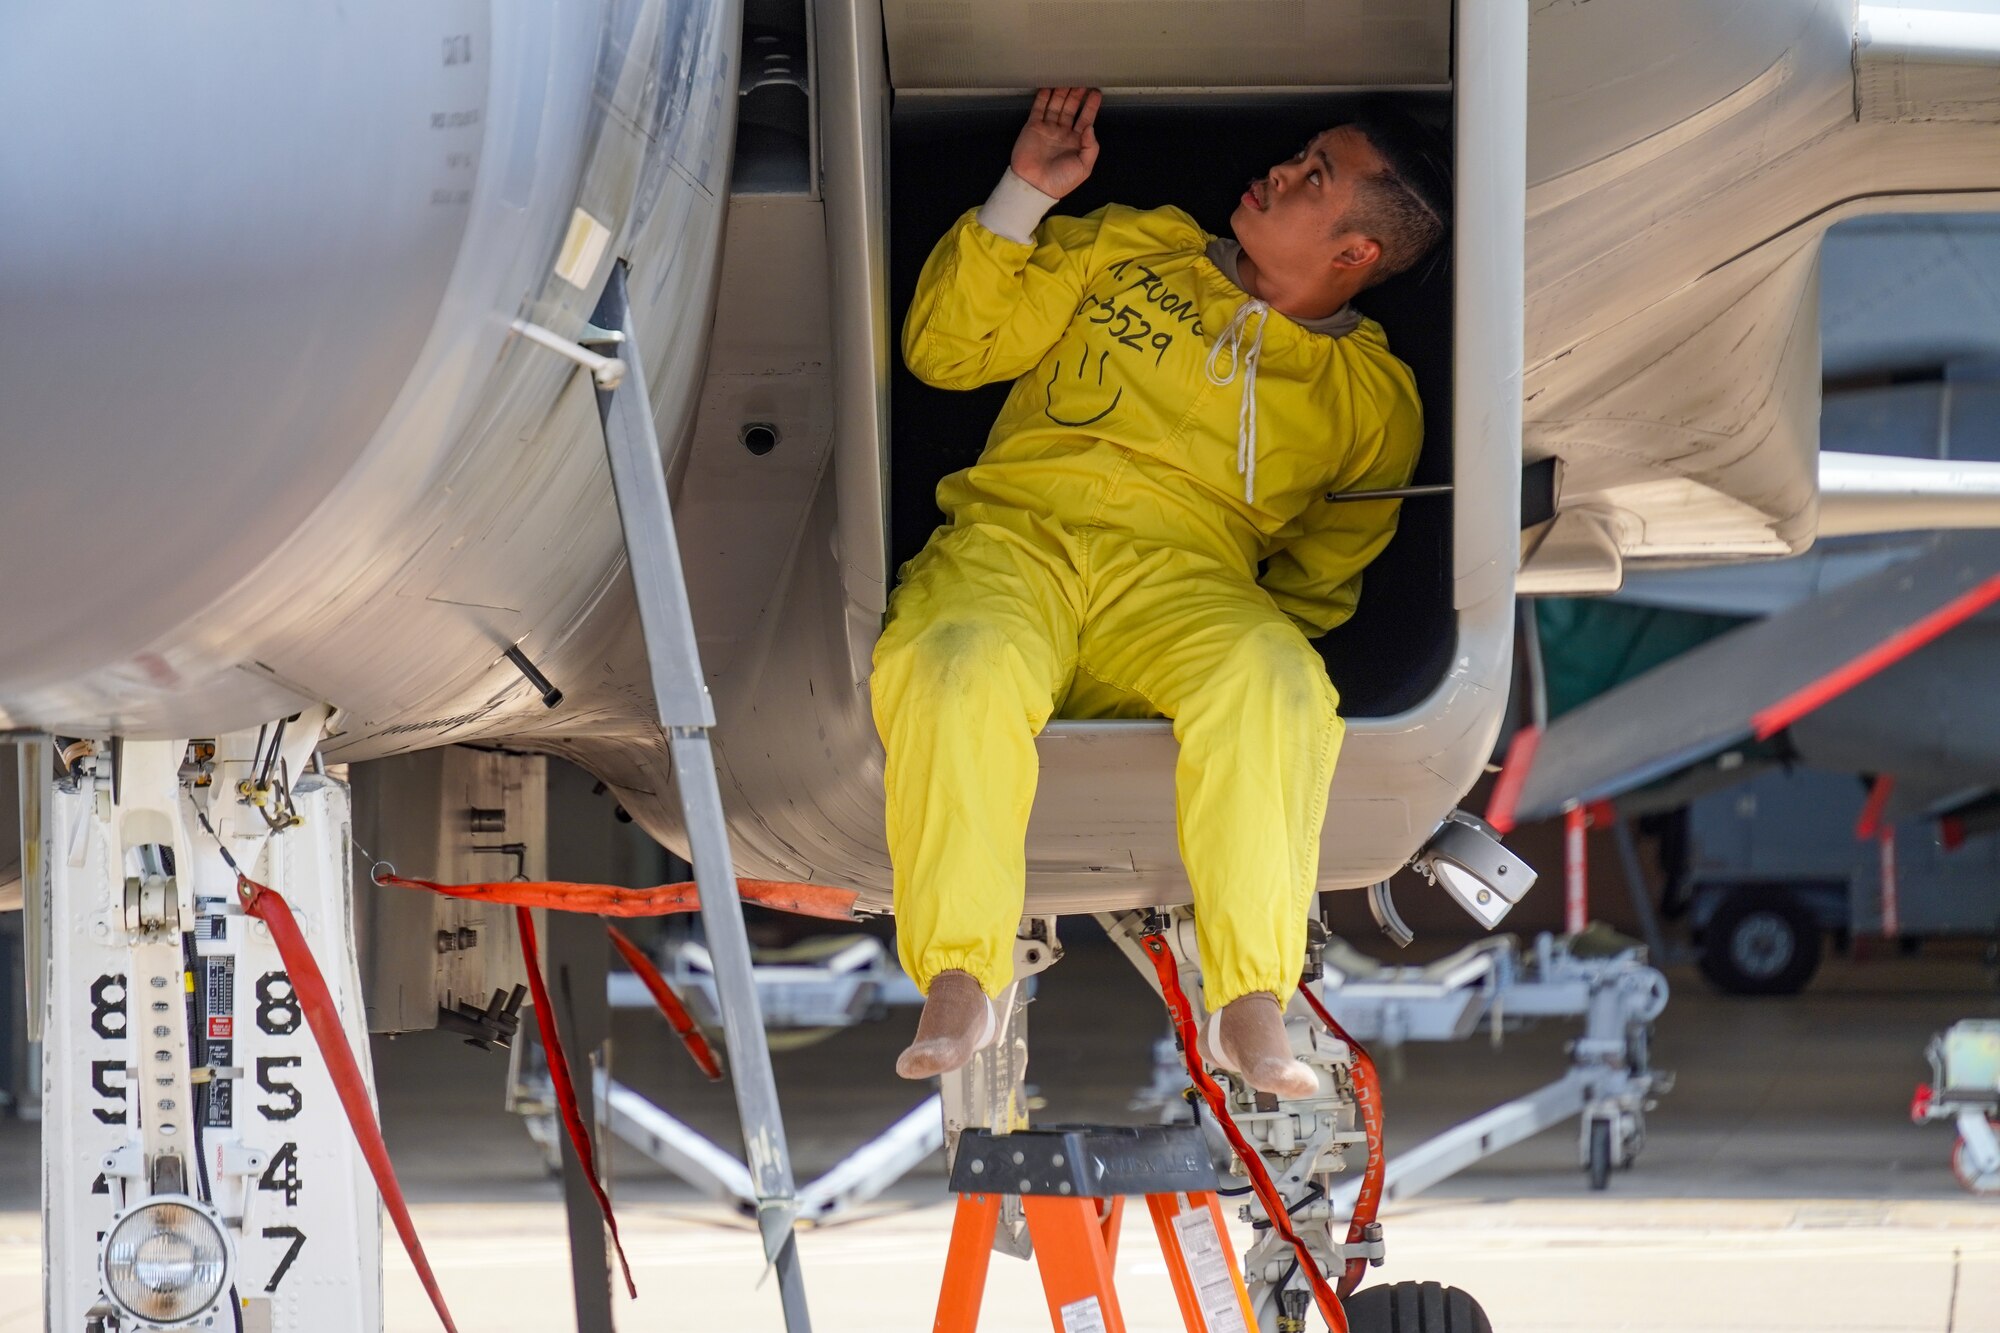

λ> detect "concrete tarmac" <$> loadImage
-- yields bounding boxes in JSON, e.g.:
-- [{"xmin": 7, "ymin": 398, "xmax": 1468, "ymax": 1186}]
[{"xmin": 4, "ymin": 942, "xmax": 1997, "ymax": 1329}]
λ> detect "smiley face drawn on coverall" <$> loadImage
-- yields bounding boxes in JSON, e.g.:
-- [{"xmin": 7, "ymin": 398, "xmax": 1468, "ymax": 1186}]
[{"xmin": 1044, "ymin": 344, "xmax": 1122, "ymax": 427}]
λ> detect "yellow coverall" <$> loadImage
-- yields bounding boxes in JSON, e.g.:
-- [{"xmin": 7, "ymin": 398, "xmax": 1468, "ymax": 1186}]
[{"xmin": 874, "ymin": 202, "xmax": 1422, "ymax": 1008}]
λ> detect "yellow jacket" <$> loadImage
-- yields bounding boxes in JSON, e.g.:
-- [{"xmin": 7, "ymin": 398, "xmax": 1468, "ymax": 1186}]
[{"xmin": 902, "ymin": 202, "xmax": 1423, "ymax": 636}]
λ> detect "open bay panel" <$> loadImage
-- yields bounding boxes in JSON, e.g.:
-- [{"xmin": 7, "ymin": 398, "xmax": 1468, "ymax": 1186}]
[
  {"xmin": 886, "ymin": 95, "xmax": 1456, "ymax": 718},
  {"xmin": 856, "ymin": 0, "xmax": 1519, "ymax": 901},
  {"xmin": 654, "ymin": 0, "xmax": 1519, "ymax": 914}
]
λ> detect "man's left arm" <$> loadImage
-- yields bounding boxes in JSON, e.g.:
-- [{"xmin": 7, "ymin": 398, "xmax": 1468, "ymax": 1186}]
[{"xmin": 1260, "ymin": 412, "xmax": 1422, "ymax": 639}]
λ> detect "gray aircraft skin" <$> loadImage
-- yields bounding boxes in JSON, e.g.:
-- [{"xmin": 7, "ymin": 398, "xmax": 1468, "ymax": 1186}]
[
  {"xmin": 1515, "ymin": 212, "xmax": 2000, "ymax": 830},
  {"xmin": 5, "ymin": 1, "xmax": 2000, "ymax": 911}
]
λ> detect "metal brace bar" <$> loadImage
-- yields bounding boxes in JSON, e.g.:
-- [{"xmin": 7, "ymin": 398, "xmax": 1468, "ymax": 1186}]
[
  {"xmin": 594, "ymin": 1070, "xmax": 944, "ymax": 1224},
  {"xmin": 587, "ymin": 280, "xmax": 713, "ymax": 729},
  {"xmin": 1331, "ymin": 1070, "xmax": 1589, "ymax": 1210},
  {"xmin": 511, "ymin": 318, "xmax": 628, "ymax": 389},
  {"xmin": 1610, "ymin": 815, "xmax": 1683, "ymax": 965},
  {"xmin": 597, "ymin": 1072, "xmax": 758, "ymax": 1210},
  {"xmin": 795, "ymin": 1095, "xmax": 945, "ymax": 1222},
  {"xmin": 589, "ymin": 263, "xmax": 811, "ymax": 1330}
]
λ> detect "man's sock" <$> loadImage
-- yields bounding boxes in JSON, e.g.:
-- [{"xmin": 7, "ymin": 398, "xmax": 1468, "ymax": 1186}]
[
  {"xmin": 1206, "ymin": 992, "xmax": 1320, "ymax": 1100},
  {"xmin": 895, "ymin": 970, "xmax": 997, "ymax": 1079}
]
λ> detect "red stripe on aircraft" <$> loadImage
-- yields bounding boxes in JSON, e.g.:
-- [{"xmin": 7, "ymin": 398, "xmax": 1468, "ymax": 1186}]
[
  {"xmin": 1752, "ymin": 572, "xmax": 2000, "ymax": 741},
  {"xmin": 1483, "ymin": 724, "xmax": 1541, "ymax": 834}
]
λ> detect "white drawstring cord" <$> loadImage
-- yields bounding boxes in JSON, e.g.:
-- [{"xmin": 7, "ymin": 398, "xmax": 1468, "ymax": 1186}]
[{"xmin": 1205, "ymin": 298, "xmax": 1270, "ymax": 504}]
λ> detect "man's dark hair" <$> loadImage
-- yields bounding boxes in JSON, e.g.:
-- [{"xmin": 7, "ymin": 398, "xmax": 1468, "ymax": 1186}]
[{"xmin": 1341, "ymin": 106, "xmax": 1452, "ymax": 287}]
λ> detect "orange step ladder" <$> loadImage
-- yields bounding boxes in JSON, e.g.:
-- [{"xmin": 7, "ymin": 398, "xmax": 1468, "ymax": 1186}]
[{"xmin": 934, "ymin": 1126, "xmax": 1257, "ymax": 1333}]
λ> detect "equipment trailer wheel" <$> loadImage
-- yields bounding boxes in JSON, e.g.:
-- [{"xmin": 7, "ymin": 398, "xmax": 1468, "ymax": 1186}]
[
  {"xmin": 1346, "ymin": 1281, "xmax": 1494, "ymax": 1333},
  {"xmin": 1587, "ymin": 1118, "xmax": 1612, "ymax": 1191},
  {"xmin": 1698, "ymin": 888, "xmax": 1821, "ymax": 995}
]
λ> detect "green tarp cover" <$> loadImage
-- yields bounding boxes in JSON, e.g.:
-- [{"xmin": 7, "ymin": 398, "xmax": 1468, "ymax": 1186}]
[{"xmin": 1535, "ymin": 599, "xmax": 1744, "ymax": 720}]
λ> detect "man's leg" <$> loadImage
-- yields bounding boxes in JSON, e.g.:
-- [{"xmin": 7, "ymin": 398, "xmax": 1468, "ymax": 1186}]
[
  {"xmin": 1076, "ymin": 541, "xmax": 1342, "ymax": 1096},
  {"xmin": 872, "ymin": 520, "xmax": 1081, "ymax": 1074}
]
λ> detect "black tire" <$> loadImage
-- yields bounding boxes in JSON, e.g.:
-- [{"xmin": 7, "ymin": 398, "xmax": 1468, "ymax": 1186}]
[
  {"xmin": 1587, "ymin": 1118, "xmax": 1612, "ymax": 1191},
  {"xmin": 1697, "ymin": 888, "xmax": 1822, "ymax": 995},
  {"xmin": 1346, "ymin": 1281, "xmax": 1494, "ymax": 1333}
]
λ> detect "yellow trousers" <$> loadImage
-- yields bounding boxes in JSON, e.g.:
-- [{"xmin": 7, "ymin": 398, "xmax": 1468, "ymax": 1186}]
[{"xmin": 872, "ymin": 514, "xmax": 1345, "ymax": 1010}]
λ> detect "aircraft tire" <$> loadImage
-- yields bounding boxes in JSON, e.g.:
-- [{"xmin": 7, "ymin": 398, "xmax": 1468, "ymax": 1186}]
[
  {"xmin": 1587, "ymin": 1118, "xmax": 1613, "ymax": 1191},
  {"xmin": 1698, "ymin": 888, "xmax": 1821, "ymax": 996},
  {"xmin": 1345, "ymin": 1281, "xmax": 1494, "ymax": 1333}
]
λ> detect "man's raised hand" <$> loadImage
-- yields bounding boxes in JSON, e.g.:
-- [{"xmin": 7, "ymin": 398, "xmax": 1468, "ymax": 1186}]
[{"xmin": 1010, "ymin": 87, "xmax": 1102, "ymax": 199}]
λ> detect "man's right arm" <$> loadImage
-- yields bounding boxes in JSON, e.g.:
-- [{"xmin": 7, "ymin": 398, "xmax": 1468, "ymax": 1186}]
[{"xmin": 900, "ymin": 87, "xmax": 1106, "ymax": 391}]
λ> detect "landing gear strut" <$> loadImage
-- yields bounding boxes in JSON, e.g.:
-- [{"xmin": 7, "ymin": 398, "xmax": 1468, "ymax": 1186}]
[
  {"xmin": 1099, "ymin": 908, "xmax": 1467, "ymax": 1332},
  {"xmin": 32, "ymin": 720, "xmax": 384, "ymax": 1330}
]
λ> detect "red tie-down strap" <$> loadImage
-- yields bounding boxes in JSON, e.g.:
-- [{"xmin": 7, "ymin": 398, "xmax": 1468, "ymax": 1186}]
[
  {"xmin": 1140, "ymin": 934, "xmax": 1349, "ymax": 1333},
  {"xmin": 377, "ymin": 870, "xmax": 830, "ymax": 1081},
  {"xmin": 374, "ymin": 872, "xmax": 859, "ymax": 922},
  {"xmin": 1298, "ymin": 985, "xmax": 1385, "ymax": 1298},
  {"xmin": 233, "ymin": 858, "xmax": 850, "ymax": 1328},
  {"xmin": 392, "ymin": 872, "xmax": 853, "ymax": 1285},
  {"xmin": 359, "ymin": 868, "xmax": 857, "ymax": 1305},
  {"xmin": 604, "ymin": 921, "xmax": 723, "ymax": 1081},
  {"xmin": 236, "ymin": 875, "xmax": 460, "ymax": 1333},
  {"xmin": 515, "ymin": 908, "xmax": 638, "ymax": 1298}
]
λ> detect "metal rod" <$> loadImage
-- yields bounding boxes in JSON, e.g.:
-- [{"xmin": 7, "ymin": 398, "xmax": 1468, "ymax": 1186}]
[
  {"xmin": 1610, "ymin": 817, "xmax": 1677, "ymax": 964},
  {"xmin": 510, "ymin": 318, "xmax": 628, "ymax": 389},
  {"xmin": 670, "ymin": 736, "xmax": 808, "ymax": 1236},
  {"xmin": 503, "ymin": 644, "xmax": 564, "ymax": 709},
  {"xmin": 1519, "ymin": 598, "xmax": 1549, "ymax": 731},
  {"xmin": 1322, "ymin": 482, "xmax": 1455, "ymax": 503},
  {"xmin": 598, "ymin": 1071, "xmax": 758, "ymax": 1208},
  {"xmin": 795, "ymin": 1095, "xmax": 945, "ymax": 1222},
  {"xmin": 547, "ymin": 913, "xmax": 615, "ymax": 1333},
  {"xmin": 590, "ymin": 273, "xmax": 714, "ymax": 730},
  {"xmin": 1331, "ymin": 1071, "xmax": 1588, "ymax": 1209},
  {"xmin": 591, "ymin": 263, "xmax": 809, "ymax": 1328}
]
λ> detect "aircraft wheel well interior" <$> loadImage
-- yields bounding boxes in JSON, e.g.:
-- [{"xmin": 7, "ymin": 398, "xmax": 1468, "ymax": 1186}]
[{"xmin": 886, "ymin": 96, "xmax": 1456, "ymax": 718}]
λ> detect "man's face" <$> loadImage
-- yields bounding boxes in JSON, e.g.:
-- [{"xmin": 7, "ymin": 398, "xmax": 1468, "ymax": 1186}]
[{"xmin": 1231, "ymin": 125, "xmax": 1386, "ymax": 285}]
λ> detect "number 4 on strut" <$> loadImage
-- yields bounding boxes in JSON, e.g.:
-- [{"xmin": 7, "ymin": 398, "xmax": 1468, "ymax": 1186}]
[{"xmin": 259, "ymin": 1143, "xmax": 302, "ymax": 1207}]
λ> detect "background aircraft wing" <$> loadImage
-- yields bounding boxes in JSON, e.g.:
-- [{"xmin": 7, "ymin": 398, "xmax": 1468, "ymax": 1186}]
[{"xmin": 1499, "ymin": 531, "xmax": 2000, "ymax": 828}]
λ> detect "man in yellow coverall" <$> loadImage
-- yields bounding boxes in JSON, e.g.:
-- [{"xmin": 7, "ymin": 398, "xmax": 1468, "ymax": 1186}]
[{"xmin": 876, "ymin": 87, "xmax": 1448, "ymax": 1097}]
